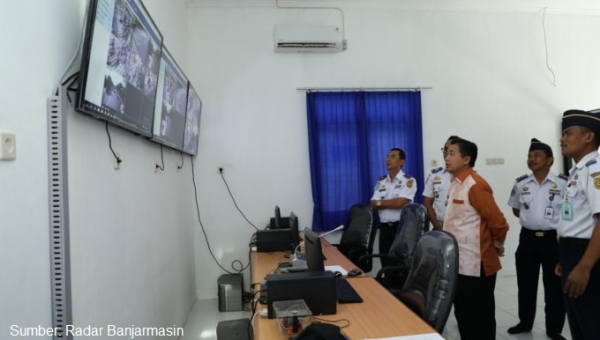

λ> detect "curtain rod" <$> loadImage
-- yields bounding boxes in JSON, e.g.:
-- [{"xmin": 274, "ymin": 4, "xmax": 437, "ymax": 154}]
[{"xmin": 296, "ymin": 86, "xmax": 432, "ymax": 92}]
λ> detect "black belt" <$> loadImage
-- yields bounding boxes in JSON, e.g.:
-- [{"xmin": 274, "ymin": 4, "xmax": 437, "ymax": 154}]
[
  {"xmin": 521, "ymin": 227, "xmax": 556, "ymax": 238},
  {"xmin": 382, "ymin": 221, "xmax": 399, "ymax": 227},
  {"xmin": 557, "ymin": 236, "xmax": 589, "ymax": 245}
]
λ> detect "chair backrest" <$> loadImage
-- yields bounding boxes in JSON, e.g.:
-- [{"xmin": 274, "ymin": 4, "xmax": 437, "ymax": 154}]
[
  {"xmin": 338, "ymin": 204, "xmax": 376, "ymax": 272},
  {"xmin": 388, "ymin": 203, "xmax": 429, "ymax": 270},
  {"xmin": 398, "ymin": 230, "xmax": 459, "ymax": 333}
]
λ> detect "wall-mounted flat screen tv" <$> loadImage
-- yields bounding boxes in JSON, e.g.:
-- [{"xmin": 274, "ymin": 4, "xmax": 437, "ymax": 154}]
[
  {"xmin": 182, "ymin": 83, "xmax": 202, "ymax": 156},
  {"xmin": 149, "ymin": 46, "xmax": 188, "ymax": 150},
  {"xmin": 76, "ymin": 0, "xmax": 163, "ymax": 137}
]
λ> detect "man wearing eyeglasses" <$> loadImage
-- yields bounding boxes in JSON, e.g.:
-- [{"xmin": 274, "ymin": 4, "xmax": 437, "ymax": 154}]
[
  {"xmin": 423, "ymin": 135, "xmax": 460, "ymax": 230},
  {"xmin": 371, "ymin": 147, "xmax": 417, "ymax": 267}
]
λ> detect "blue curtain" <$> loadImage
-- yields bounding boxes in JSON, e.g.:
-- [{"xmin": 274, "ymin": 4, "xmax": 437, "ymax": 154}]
[{"xmin": 307, "ymin": 91, "xmax": 423, "ymax": 231}]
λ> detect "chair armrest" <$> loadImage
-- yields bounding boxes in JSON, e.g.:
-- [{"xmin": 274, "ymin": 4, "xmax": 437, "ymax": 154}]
[
  {"xmin": 358, "ymin": 253, "xmax": 388, "ymax": 267},
  {"xmin": 346, "ymin": 247, "xmax": 368, "ymax": 259},
  {"xmin": 376, "ymin": 265, "xmax": 406, "ymax": 281}
]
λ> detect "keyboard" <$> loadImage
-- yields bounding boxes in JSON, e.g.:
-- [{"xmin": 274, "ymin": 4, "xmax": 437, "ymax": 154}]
[{"xmin": 335, "ymin": 278, "xmax": 363, "ymax": 303}]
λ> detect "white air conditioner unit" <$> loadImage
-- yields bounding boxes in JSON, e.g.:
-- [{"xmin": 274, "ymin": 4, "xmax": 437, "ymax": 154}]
[{"xmin": 274, "ymin": 25, "xmax": 346, "ymax": 53}]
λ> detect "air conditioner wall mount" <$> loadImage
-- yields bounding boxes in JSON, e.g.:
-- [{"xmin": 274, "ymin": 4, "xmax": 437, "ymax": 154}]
[{"xmin": 274, "ymin": 24, "xmax": 346, "ymax": 53}]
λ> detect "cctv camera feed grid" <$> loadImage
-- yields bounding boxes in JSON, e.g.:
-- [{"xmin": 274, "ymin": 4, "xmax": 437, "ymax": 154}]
[
  {"xmin": 79, "ymin": 0, "xmax": 162, "ymax": 137},
  {"xmin": 151, "ymin": 47, "xmax": 188, "ymax": 150},
  {"xmin": 182, "ymin": 84, "xmax": 202, "ymax": 155}
]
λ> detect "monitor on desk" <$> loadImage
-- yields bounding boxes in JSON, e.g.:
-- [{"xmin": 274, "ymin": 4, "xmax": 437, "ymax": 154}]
[
  {"xmin": 269, "ymin": 205, "xmax": 290, "ymax": 229},
  {"xmin": 304, "ymin": 229, "xmax": 325, "ymax": 272},
  {"xmin": 274, "ymin": 205, "xmax": 281, "ymax": 228},
  {"xmin": 289, "ymin": 212, "xmax": 301, "ymax": 250}
]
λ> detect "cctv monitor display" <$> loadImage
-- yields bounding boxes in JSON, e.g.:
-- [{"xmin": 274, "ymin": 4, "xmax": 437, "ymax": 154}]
[
  {"xmin": 150, "ymin": 47, "xmax": 188, "ymax": 150},
  {"xmin": 304, "ymin": 229, "xmax": 325, "ymax": 272},
  {"xmin": 182, "ymin": 83, "xmax": 202, "ymax": 155},
  {"xmin": 76, "ymin": 0, "xmax": 163, "ymax": 137}
]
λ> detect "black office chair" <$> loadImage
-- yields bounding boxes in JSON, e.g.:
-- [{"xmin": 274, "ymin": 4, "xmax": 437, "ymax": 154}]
[
  {"xmin": 333, "ymin": 204, "xmax": 377, "ymax": 272},
  {"xmin": 360, "ymin": 203, "xmax": 429, "ymax": 295},
  {"xmin": 398, "ymin": 230, "xmax": 459, "ymax": 333}
]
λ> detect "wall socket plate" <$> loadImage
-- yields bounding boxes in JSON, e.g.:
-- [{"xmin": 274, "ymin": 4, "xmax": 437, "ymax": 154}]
[
  {"xmin": 486, "ymin": 157, "xmax": 505, "ymax": 165},
  {"xmin": 0, "ymin": 130, "xmax": 16, "ymax": 161}
]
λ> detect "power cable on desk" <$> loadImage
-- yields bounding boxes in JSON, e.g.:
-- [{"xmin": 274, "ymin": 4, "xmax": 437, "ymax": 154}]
[
  {"xmin": 219, "ymin": 171, "xmax": 258, "ymax": 230},
  {"xmin": 312, "ymin": 316, "xmax": 351, "ymax": 329},
  {"xmin": 248, "ymin": 299, "xmax": 261, "ymax": 340},
  {"xmin": 191, "ymin": 160, "xmax": 249, "ymax": 274}
]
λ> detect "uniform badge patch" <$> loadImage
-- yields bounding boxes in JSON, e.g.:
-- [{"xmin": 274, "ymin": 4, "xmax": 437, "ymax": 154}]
[
  {"xmin": 523, "ymin": 186, "xmax": 529, "ymax": 192},
  {"xmin": 575, "ymin": 174, "xmax": 579, "ymax": 180},
  {"xmin": 595, "ymin": 178, "xmax": 600, "ymax": 189},
  {"xmin": 591, "ymin": 172, "xmax": 600, "ymax": 178},
  {"xmin": 407, "ymin": 179, "xmax": 414, "ymax": 188},
  {"xmin": 552, "ymin": 183, "xmax": 557, "ymax": 188},
  {"xmin": 434, "ymin": 176, "xmax": 441, "ymax": 180}
]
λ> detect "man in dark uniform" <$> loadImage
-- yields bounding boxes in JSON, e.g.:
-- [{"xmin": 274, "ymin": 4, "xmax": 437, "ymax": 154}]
[
  {"xmin": 557, "ymin": 109, "xmax": 600, "ymax": 340},
  {"xmin": 370, "ymin": 148, "xmax": 416, "ymax": 267},
  {"xmin": 507, "ymin": 138, "xmax": 567, "ymax": 340}
]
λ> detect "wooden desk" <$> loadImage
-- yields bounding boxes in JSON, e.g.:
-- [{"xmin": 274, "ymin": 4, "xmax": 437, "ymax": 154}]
[{"xmin": 251, "ymin": 243, "xmax": 437, "ymax": 339}]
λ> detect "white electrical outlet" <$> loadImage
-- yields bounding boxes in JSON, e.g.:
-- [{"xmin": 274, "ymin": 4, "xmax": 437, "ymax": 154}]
[
  {"xmin": 486, "ymin": 157, "xmax": 505, "ymax": 165},
  {"xmin": 0, "ymin": 130, "xmax": 16, "ymax": 161}
]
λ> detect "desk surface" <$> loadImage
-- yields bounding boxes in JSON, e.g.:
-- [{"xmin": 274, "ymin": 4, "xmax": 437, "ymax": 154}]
[{"xmin": 251, "ymin": 242, "xmax": 437, "ymax": 339}]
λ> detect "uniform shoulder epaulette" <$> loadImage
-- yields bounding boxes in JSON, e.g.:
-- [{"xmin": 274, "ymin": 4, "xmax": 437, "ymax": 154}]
[
  {"xmin": 585, "ymin": 159, "xmax": 597, "ymax": 167},
  {"xmin": 431, "ymin": 167, "xmax": 443, "ymax": 174},
  {"xmin": 516, "ymin": 174, "xmax": 528, "ymax": 183},
  {"xmin": 558, "ymin": 173, "xmax": 569, "ymax": 181},
  {"xmin": 378, "ymin": 175, "xmax": 387, "ymax": 181},
  {"xmin": 403, "ymin": 174, "xmax": 413, "ymax": 179}
]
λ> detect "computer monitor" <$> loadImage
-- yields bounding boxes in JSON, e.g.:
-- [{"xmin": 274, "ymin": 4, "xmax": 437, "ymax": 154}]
[
  {"xmin": 76, "ymin": 0, "xmax": 163, "ymax": 137},
  {"xmin": 288, "ymin": 212, "xmax": 300, "ymax": 250},
  {"xmin": 304, "ymin": 229, "xmax": 325, "ymax": 272},
  {"xmin": 149, "ymin": 46, "xmax": 188, "ymax": 150},
  {"xmin": 274, "ymin": 205, "xmax": 281, "ymax": 229},
  {"xmin": 182, "ymin": 82, "xmax": 202, "ymax": 155}
]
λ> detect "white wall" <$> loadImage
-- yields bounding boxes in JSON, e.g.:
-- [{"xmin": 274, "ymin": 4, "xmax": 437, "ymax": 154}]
[
  {"xmin": 0, "ymin": 0, "xmax": 80, "ymax": 334},
  {"xmin": 0, "ymin": 0, "xmax": 195, "ymax": 338},
  {"xmin": 188, "ymin": 1, "xmax": 600, "ymax": 298}
]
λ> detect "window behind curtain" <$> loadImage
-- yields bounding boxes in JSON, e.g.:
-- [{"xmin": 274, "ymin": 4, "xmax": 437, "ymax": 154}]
[{"xmin": 307, "ymin": 91, "xmax": 424, "ymax": 231}]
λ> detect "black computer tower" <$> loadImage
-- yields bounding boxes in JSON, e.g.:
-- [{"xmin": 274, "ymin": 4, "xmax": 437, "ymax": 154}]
[
  {"xmin": 265, "ymin": 271, "xmax": 336, "ymax": 318},
  {"xmin": 256, "ymin": 229, "xmax": 293, "ymax": 252}
]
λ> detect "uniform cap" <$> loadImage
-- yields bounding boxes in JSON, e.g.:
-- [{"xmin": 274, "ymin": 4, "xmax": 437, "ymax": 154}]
[
  {"xmin": 562, "ymin": 109, "xmax": 600, "ymax": 134},
  {"xmin": 529, "ymin": 138, "xmax": 552, "ymax": 157}
]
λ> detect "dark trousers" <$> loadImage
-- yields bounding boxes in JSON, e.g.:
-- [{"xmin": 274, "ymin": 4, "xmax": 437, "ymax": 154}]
[
  {"xmin": 378, "ymin": 222, "xmax": 398, "ymax": 267},
  {"xmin": 558, "ymin": 238, "xmax": 600, "ymax": 340},
  {"xmin": 454, "ymin": 266, "xmax": 497, "ymax": 340},
  {"xmin": 515, "ymin": 228, "xmax": 565, "ymax": 334}
]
